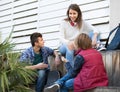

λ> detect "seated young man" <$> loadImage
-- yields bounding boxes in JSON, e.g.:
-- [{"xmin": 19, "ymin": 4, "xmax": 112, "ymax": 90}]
[{"xmin": 20, "ymin": 32, "xmax": 61, "ymax": 92}]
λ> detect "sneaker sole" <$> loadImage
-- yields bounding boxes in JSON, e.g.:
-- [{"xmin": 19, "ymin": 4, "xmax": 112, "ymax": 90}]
[
  {"xmin": 44, "ymin": 85, "xmax": 59, "ymax": 92},
  {"xmin": 97, "ymin": 48, "xmax": 106, "ymax": 51}
]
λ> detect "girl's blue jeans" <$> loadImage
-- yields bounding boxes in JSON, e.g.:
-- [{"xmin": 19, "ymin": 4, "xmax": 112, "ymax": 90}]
[
  {"xmin": 59, "ymin": 44, "xmax": 74, "ymax": 67},
  {"xmin": 59, "ymin": 32, "xmax": 100, "ymax": 67}
]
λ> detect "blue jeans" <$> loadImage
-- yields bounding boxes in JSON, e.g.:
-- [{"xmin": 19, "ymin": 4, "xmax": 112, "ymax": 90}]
[
  {"xmin": 35, "ymin": 69, "xmax": 49, "ymax": 92},
  {"xmin": 89, "ymin": 31, "xmax": 100, "ymax": 41},
  {"xmin": 59, "ymin": 44, "xmax": 74, "ymax": 67},
  {"xmin": 59, "ymin": 32, "xmax": 99, "ymax": 67},
  {"xmin": 55, "ymin": 73, "xmax": 74, "ymax": 92}
]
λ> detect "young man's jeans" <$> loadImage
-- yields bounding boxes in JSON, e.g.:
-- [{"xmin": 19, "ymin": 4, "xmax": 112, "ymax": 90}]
[
  {"xmin": 36, "ymin": 69, "xmax": 49, "ymax": 92},
  {"xmin": 55, "ymin": 73, "xmax": 74, "ymax": 92},
  {"xmin": 59, "ymin": 44, "xmax": 74, "ymax": 67}
]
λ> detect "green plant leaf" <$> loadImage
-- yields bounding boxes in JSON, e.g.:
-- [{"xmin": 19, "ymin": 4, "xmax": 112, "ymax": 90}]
[{"xmin": 0, "ymin": 32, "xmax": 37, "ymax": 92}]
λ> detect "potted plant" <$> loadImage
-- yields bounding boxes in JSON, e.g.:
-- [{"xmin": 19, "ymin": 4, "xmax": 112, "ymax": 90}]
[{"xmin": 0, "ymin": 33, "xmax": 37, "ymax": 92}]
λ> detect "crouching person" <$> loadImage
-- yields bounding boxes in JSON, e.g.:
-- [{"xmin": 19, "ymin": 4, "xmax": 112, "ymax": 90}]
[
  {"xmin": 44, "ymin": 33, "xmax": 108, "ymax": 92},
  {"xmin": 20, "ymin": 32, "xmax": 61, "ymax": 92}
]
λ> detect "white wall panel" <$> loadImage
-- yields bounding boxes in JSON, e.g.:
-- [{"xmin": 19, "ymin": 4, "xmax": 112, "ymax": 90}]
[
  {"xmin": 12, "ymin": 36, "xmax": 30, "ymax": 44},
  {"xmin": 43, "ymin": 32, "xmax": 60, "ymax": 40},
  {"xmin": 13, "ymin": 0, "xmax": 37, "ymax": 7},
  {"xmin": 0, "ymin": 9, "xmax": 12, "ymax": 17},
  {"xmin": 14, "ymin": 43, "xmax": 31, "ymax": 51},
  {"xmin": 71, "ymin": 0, "xmax": 102, "ymax": 5},
  {"xmin": 39, "ymin": 1, "xmax": 70, "ymax": 14},
  {"xmin": 0, "ymin": 21, "xmax": 12, "ymax": 28},
  {"xmin": 80, "ymin": 1, "xmax": 109, "ymax": 12},
  {"xmin": 39, "ymin": 9, "xmax": 66, "ymax": 21},
  {"xmin": 0, "ymin": 27, "xmax": 12, "ymax": 35},
  {"xmin": 0, "ymin": 0, "xmax": 11, "ymax": 5},
  {"xmin": 39, "ymin": 0, "xmax": 67, "ymax": 7},
  {"xmin": 0, "ymin": 15, "xmax": 12, "ymax": 23},
  {"xmin": 87, "ymin": 17, "xmax": 109, "ymax": 25},
  {"xmin": 39, "ymin": 17, "xmax": 65, "ymax": 27},
  {"xmin": 14, "ymin": 22, "xmax": 37, "ymax": 32},
  {"xmin": 0, "ymin": 0, "xmax": 12, "ymax": 43},
  {"xmin": 83, "ymin": 8, "xmax": 109, "ymax": 20},
  {"xmin": 0, "ymin": 27, "xmax": 12, "ymax": 42},
  {"xmin": 95, "ymin": 24, "xmax": 110, "ymax": 38},
  {"xmin": 13, "ymin": 9, "xmax": 37, "ymax": 19},
  {"xmin": 38, "ymin": 25, "xmax": 59, "ymax": 33},
  {"xmin": 44, "ymin": 39, "xmax": 60, "ymax": 49},
  {"xmin": 12, "ymin": 29, "xmax": 37, "ymax": 37},
  {"xmin": 0, "ymin": 2, "xmax": 12, "ymax": 11},
  {"xmin": 14, "ymin": 16, "xmax": 37, "ymax": 25},
  {"xmin": 13, "ymin": 2, "xmax": 38, "ymax": 13}
]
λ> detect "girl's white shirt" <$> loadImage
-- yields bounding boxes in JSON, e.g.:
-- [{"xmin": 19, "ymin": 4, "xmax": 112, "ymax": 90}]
[{"xmin": 59, "ymin": 20, "xmax": 99, "ymax": 45}]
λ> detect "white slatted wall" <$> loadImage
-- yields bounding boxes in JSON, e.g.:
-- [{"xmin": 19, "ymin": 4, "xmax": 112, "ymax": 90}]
[
  {"xmin": 0, "ymin": 0, "xmax": 110, "ymax": 51},
  {"xmin": 12, "ymin": 0, "xmax": 38, "ymax": 51},
  {"xmin": 0, "ymin": 0, "xmax": 13, "ymax": 42}
]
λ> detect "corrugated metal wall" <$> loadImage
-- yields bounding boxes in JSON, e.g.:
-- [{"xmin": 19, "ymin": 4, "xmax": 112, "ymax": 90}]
[{"xmin": 0, "ymin": 0, "xmax": 110, "ymax": 51}]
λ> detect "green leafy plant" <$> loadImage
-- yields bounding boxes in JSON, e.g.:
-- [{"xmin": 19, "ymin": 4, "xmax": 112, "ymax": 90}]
[{"xmin": 0, "ymin": 33, "xmax": 37, "ymax": 92}]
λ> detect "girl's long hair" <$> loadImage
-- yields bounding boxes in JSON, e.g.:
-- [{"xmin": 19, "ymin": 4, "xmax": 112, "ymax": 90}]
[{"xmin": 64, "ymin": 4, "xmax": 82, "ymax": 29}]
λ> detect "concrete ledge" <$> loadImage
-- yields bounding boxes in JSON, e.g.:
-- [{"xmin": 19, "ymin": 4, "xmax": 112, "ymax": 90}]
[
  {"xmin": 101, "ymin": 50, "xmax": 120, "ymax": 86},
  {"xmin": 86, "ymin": 86, "xmax": 120, "ymax": 92}
]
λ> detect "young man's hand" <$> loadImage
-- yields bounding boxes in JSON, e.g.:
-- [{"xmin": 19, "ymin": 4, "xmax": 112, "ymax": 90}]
[
  {"xmin": 25, "ymin": 63, "xmax": 48, "ymax": 70},
  {"xmin": 36, "ymin": 63, "xmax": 48, "ymax": 69}
]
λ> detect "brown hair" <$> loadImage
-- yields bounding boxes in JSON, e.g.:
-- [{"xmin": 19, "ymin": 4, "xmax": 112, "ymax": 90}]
[
  {"xmin": 74, "ymin": 33, "xmax": 92, "ymax": 50},
  {"xmin": 64, "ymin": 4, "xmax": 82, "ymax": 29},
  {"xmin": 30, "ymin": 32, "xmax": 42, "ymax": 47}
]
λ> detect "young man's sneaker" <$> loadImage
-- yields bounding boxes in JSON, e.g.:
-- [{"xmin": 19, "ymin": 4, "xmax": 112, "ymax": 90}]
[{"xmin": 44, "ymin": 84, "xmax": 60, "ymax": 92}]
